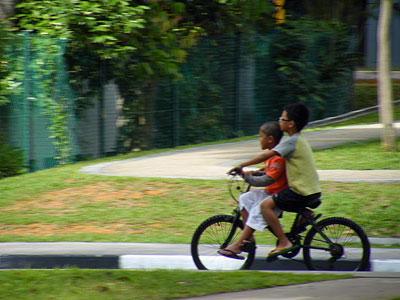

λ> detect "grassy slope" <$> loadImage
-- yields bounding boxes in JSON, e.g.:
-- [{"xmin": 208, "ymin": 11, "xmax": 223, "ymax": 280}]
[
  {"xmin": 0, "ymin": 269, "xmax": 352, "ymax": 300},
  {"xmin": 0, "ymin": 140, "xmax": 399, "ymax": 243}
]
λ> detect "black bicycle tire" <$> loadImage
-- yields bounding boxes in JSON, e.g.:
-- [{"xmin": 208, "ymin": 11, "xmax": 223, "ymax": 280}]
[
  {"xmin": 303, "ymin": 217, "xmax": 370, "ymax": 271},
  {"xmin": 191, "ymin": 214, "xmax": 256, "ymax": 270}
]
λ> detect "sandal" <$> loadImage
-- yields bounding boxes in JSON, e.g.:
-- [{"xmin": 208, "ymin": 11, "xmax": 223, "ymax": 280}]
[
  {"xmin": 267, "ymin": 245, "xmax": 300, "ymax": 260},
  {"xmin": 217, "ymin": 248, "xmax": 245, "ymax": 260}
]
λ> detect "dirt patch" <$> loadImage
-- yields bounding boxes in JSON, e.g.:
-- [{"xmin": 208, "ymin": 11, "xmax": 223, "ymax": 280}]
[
  {"xmin": 1, "ymin": 182, "xmax": 169, "ymax": 212},
  {"xmin": 0, "ymin": 182, "xmax": 170, "ymax": 236},
  {"xmin": 0, "ymin": 222, "xmax": 145, "ymax": 236}
]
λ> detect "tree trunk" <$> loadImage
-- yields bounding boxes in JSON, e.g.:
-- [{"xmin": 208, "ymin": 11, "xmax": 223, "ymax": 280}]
[
  {"xmin": 137, "ymin": 81, "xmax": 158, "ymax": 150},
  {"xmin": 0, "ymin": 0, "xmax": 19, "ymax": 26},
  {"xmin": 377, "ymin": 0, "xmax": 397, "ymax": 151}
]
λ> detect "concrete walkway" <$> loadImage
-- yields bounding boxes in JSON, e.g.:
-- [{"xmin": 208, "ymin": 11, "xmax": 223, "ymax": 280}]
[
  {"xmin": 80, "ymin": 123, "xmax": 400, "ymax": 182},
  {"xmin": 180, "ymin": 273, "xmax": 400, "ymax": 300}
]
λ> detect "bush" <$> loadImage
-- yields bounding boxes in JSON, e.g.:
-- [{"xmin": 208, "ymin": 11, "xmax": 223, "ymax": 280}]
[
  {"xmin": 267, "ymin": 18, "xmax": 358, "ymax": 120},
  {"xmin": 0, "ymin": 134, "xmax": 26, "ymax": 179},
  {"xmin": 353, "ymin": 83, "xmax": 400, "ymax": 110}
]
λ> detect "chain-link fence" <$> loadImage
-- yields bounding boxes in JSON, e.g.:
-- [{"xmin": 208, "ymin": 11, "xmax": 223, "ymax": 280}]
[
  {"xmin": 0, "ymin": 32, "xmax": 79, "ymax": 172},
  {"xmin": 0, "ymin": 29, "xmax": 356, "ymax": 172}
]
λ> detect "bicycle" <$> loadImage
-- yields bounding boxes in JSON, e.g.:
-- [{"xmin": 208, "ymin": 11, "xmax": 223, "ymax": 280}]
[{"xmin": 191, "ymin": 170, "xmax": 371, "ymax": 271}]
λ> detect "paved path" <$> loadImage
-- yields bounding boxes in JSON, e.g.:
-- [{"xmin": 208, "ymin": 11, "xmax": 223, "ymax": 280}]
[
  {"xmin": 180, "ymin": 273, "xmax": 400, "ymax": 300},
  {"xmin": 80, "ymin": 123, "xmax": 400, "ymax": 182}
]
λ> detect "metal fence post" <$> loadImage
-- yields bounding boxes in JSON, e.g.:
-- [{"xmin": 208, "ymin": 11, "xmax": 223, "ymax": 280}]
[
  {"xmin": 173, "ymin": 82, "xmax": 180, "ymax": 147},
  {"xmin": 234, "ymin": 32, "xmax": 242, "ymax": 136},
  {"xmin": 23, "ymin": 31, "xmax": 34, "ymax": 172}
]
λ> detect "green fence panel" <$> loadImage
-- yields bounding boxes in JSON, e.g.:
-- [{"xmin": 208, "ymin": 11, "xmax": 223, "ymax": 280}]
[
  {"xmin": 0, "ymin": 28, "xmax": 357, "ymax": 173},
  {"xmin": 0, "ymin": 33, "xmax": 79, "ymax": 172}
]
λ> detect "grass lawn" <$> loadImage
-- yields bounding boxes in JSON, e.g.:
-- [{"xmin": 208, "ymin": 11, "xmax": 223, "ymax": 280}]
[
  {"xmin": 0, "ymin": 269, "xmax": 352, "ymax": 300},
  {"xmin": 314, "ymin": 139, "xmax": 400, "ymax": 169},
  {"xmin": 0, "ymin": 113, "xmax": 398, "ymax": 299},
  {"xmin": 0, "ymin": 138, "xmax": 399, "ymax": 243}
]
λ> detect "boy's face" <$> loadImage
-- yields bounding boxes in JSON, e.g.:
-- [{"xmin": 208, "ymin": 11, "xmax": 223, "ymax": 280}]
[
  {"xmin": 279, "ymin": 110, "xmax": 292, "ymax": 132},
  {"xmin": 259, "ymin": 129, "xmax": 274, "ymax": 150}
]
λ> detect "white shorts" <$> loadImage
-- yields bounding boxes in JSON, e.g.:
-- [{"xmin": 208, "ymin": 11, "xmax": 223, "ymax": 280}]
[{"xmin": 238, "ymin": 189, "xmax": 282, "ymax": 232}]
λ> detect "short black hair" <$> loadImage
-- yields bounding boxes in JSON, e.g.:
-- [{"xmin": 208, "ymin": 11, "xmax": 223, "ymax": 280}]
[
  {"xmin": 260, "ymin": 121, "xmax": 283, "ymax": 143},
  {"xmin": 283, "ymin": 103, "xmax": 310, "ymax": 132}
]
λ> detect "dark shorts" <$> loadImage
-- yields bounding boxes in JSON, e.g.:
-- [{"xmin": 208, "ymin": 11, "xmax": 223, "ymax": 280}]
[{"xmin": 272, "ymin": 188, "xmax": 321, "ymax": 213}]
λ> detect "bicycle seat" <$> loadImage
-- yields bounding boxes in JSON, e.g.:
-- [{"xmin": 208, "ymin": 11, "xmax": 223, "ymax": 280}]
[{"xmin": 306, "ymin": 197, "xmax": 321, "ymax": 209}]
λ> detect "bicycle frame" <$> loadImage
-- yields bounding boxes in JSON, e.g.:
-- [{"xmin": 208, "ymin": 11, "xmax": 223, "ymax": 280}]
[
  {"xmin": 220, "ymin": 208, "xmax": 242, "ymax": 249},
  {"xmin": 227, "ymin": 174, "xmax": 342, "ymax": 259},
  {"xmin": 192, "ymin": 173, "xmax": 370, "ymax": 271},
  {"xmin": 294, "ymin": 210, "xmax": 334, "ymax": 250}
]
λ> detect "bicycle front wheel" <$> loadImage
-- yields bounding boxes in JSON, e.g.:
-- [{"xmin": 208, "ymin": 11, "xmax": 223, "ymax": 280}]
[
  {"xmin": 191, "ymin": 215, "xmax": 255, "ymax": 270},
  {"xmin": 303, "ymin": 217, "xmax": 370, "ymax": 271}
]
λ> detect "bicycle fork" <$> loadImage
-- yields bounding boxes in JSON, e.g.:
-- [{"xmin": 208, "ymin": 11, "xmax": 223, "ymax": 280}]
[{"xmin": 300, "ymin": 213, "xmax": 333, "ymax": 247}]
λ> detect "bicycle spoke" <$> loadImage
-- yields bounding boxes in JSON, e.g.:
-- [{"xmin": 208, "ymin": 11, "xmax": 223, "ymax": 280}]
[
  {"xmin": 303, "ymin": 217, "xmax": 370, "ymax": 271},
  {"xmin": 191, "ymin": 215, "xmax": 255, "ymax": 270}
]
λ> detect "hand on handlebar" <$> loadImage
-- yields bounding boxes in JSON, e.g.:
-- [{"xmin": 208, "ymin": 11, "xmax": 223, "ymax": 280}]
[{"xmin": 227, "ymin": 167, "xmax": 243, "ymax": 176}]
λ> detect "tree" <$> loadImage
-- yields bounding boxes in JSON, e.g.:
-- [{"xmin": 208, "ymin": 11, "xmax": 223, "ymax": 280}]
[
  {"xmin": 377, "ymin": 0, "xmax": 397, "ymax": 151},
  {"xmin": 12, "ymin": 0, "xmax": 276, "ymax": 150}
]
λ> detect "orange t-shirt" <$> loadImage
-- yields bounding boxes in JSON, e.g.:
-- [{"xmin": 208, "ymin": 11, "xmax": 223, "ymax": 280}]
[{"xmin": 264, "ymin": 155, "xmax": 288, "ymax": 195}]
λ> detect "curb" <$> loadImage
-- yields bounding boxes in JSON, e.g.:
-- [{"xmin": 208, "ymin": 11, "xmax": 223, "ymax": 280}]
[
  {"xmin": 371, "ymin": 260, "xmax": 400, "ymax": 272},
  {"xmin": 1, "ymin": 254, "xmax": 400, "ymax": 272},
  {"xmin": 0, "ymin": 255, "xmax": 119, "ymax": 269}
]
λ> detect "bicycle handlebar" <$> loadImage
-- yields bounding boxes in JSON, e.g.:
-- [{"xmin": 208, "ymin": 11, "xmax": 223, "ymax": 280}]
[{"xmin": 228, "ymin": 167, "xmax": 243, "ymax": 176}]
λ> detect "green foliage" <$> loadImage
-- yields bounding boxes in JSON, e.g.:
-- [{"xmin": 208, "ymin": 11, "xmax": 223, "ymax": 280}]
[
  {"xmin": 303, "ymin": 0, "xmax": 367, "ymax": 25},
  {"xmin": 15, "ymin": 0, "xmax": 149, "ymax": 60},
  {"xmin": 0, "ymin": 24, "xmax": 11, "ymax": 106},
  {"xmin": 2, "ymin": 33, "xmax": 75, "ymax": 166},
  {"xmin": 13, "ymin": 0, "xmax": 277, "ymax": 152},
  {"xmin": 11, "ymin": 2, "xmax": 359, "ymax": 156},
  {"xmin": 267, "ymin": 18, "xmax": 358, "ymax": 119},
  {"xmin": 0, "ymin": 132, "xmax": 25, "ymax": 179},
  {"xmin": 32, "ymin": 38, "xmax": 74, "ymax": 165},
  {"xmin": 182, "ymin": 0, "xmax": 275, "ymax": 34}
]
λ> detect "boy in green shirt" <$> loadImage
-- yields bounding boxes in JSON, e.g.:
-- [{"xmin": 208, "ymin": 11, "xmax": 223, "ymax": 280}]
[{"xmin": 229, "ymin": 103, "xmax": 321, "ymax": 259}]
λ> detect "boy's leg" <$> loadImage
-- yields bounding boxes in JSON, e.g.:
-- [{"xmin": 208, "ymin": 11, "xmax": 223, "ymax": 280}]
[
  {"xmin": 240, "ymin": 208, "xmax": 249, "ymax": 224},
  {"xmin": 217, "ymin": 225, "xmax": 255, "ymax": 255},
  {"xmin": 260, "ymin": 197, "xmax": 292, "ymax": 249},
  {"xmin": 238, "ymin": 190, "xmax": 267, "ymax": 243}
]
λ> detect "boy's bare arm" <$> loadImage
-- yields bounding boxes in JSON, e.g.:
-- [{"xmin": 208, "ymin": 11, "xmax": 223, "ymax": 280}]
[{"xmin": 227, "ymin": 150, "xmax": 277, "ymax": 174}]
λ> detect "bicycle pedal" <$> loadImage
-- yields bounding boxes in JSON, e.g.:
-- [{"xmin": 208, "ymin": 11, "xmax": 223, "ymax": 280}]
[{"xmin": 240, "ymin": 241, "xmax": 256, "ymax": 253}]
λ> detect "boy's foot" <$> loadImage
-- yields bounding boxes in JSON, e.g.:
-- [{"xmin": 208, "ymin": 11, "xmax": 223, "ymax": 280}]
[
  {"xmin": 239, "ymin": 240, "xmax": 256, "ymax": 253},
  {"xmin": 217, "ymin": 248, "xmax": 245, "ymax": 260},
  {"xmin": 266, "ymin": 245, "xmax": 299, "ymax": 261}
]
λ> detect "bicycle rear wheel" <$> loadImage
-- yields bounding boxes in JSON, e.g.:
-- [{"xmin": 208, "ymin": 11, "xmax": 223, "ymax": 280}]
[
  {"xmin": 191, "ymin": 215, "xmax": 255, "ymax": 270},
  {"xmin": 303, "ymin": 217, "xmax": 370, "ymax": 271}
]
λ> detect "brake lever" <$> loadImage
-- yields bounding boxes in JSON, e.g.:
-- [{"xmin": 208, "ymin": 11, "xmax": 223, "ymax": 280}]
[{"xmin": 229, "ymin": 167, "xmax": 243, "ymax": 176}]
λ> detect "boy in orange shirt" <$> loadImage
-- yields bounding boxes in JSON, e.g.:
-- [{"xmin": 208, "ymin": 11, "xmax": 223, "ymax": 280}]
[
  {"xmin": 228, "ymin": 103, "xmax": 320, "ymax": 260},
  {"xmin": 218, "ymin": 121, "xmax": 287, "ymax": 259}
]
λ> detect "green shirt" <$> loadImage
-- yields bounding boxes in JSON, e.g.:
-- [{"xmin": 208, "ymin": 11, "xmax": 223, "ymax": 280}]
[{"xmin": 272, "ymin": 133, "xmax": 320, "ymax": 196}]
